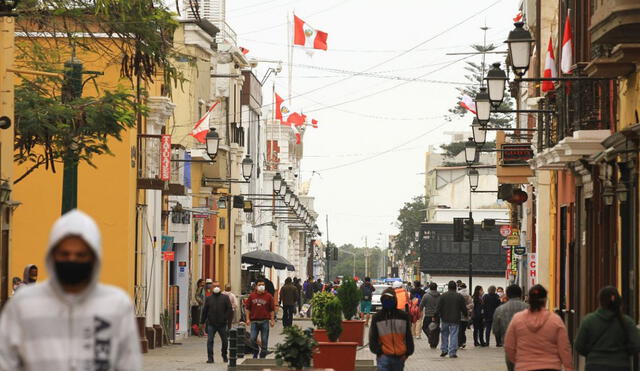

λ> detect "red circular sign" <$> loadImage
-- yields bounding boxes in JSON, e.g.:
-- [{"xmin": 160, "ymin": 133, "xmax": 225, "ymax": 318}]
[{"xmin": 499, "ymin": 225, "xmax": 512, "ymax": 237}]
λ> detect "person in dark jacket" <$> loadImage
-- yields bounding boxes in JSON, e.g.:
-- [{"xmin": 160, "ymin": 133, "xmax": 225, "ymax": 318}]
[
  {"xmin": 482, "ymin": 285, "xmax": 501, "ymax": 347},
  {"xmin": 436, "ymin": 281, "xmax": 467, "ymax": 358},
  {"xmin": 279, "ymin": 277, "xmax": 299, "ymax": 327},
  {"xmin": 420, "ymin": 282, "xmax": 441, "ymax": 348},
  {"xmin": 293, "ymin": 277, "xmax": 303, "ymax": 314},
  {"xmin": 359, "ymin": 277, "xmax": 375, "ymax": 326},
  {"xmin": 201, "ymin": 280, "xmax": 233, "ymax": 363},
  {"xmin": 575, "ymin": 286, "xmax": 640, "ymax": 371},
  {"xmin": 472, "ymin": 285, "xmax": 485, "ymax": 346},
  {"xmin": 492, "ymin": 284, "xmax": 528, "ymax": 371},
  {"xmin": 369, "ymin": 288, "xmax": 414, "ymax": 371}
]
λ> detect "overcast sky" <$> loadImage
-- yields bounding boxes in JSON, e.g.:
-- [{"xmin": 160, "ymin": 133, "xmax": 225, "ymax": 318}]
[{"xmin": 223, "ymin": 0, "xmax": 517, "ymax": 247}]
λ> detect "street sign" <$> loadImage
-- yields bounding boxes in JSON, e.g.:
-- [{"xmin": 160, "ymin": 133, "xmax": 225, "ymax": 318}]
[
  {"xmin": 501, "ymin": 239, "xmax": 510, "ymax": 250},
  {"xmin": 514, "ymin": 246, "xmax": 526, "ymax": 255},
  {"xmin": 499, "ymin": 225, "xmax": 512, "ymax": 237},
  {"xmin": 507, "ymin": 228, "xmax": 520, "ymax": 246},
  {"xmin": 162, "ymin": 251, "xmax": 175, "ymax": 261}
]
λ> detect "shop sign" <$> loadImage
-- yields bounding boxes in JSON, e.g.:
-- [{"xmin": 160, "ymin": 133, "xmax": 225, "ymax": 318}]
[
  {"xmin": 160, "ymin": 134, "xmax": 172, "ymax": 181},
  {"xmin": 507, "ymin": 228, "xmax": 520, "ymax": 246},
  {"xmin": 502, "ymin": 144, "xmax": 534, "ymax": 166},
  {"xmin": 506, "ymin": 248, "xmax": 512, "ymax": 278},
  {"xmin": 514, "ymin": 246, "xmax": 526, "ymax": 255},
  {"xmin": 204, "ymin": 237, "xmax": 214, "ymax": 245},
  {"xmin": 501, "ymin": 239, "xmax": 510, "ymax": 250},
  {"xmin": 511, "ymin": 253, "xmax": 519, "ymax": 275},
  {"xmin": 528, "ymin": 253, "xmax": 537, "ymax": 287},
  {"xmin": 162, "ymin": 251, "xmax": 175, "ymax": 261},
  {"xmin": 161, "ymin": 235, "xmax": 174, "ymax": 252},
  {"xmin": 499, "ymin": 225, "xmax": 512, "ymax": 237}
]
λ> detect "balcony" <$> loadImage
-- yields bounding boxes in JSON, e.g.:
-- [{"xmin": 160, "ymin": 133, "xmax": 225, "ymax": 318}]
[
  {"xmin": 591, "ymin": 0, "xmax": 640, "ymax": 45},
  {"xmin": 137, "ymin": 134, "xmax": 164, "ymax": 190},
  {"xmin": 164, "ymin": 145, "xmax": 186, "ymax": 196}
]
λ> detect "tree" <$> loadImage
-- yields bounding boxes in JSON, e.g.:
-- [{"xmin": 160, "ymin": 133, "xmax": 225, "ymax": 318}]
[
  {"xmin": 448, "ymin": 44, "xmax": 514, "ymax": 128},
  {"xmin": 330, "ymin": 244, "xmax": 386, "ymax": 279},
  {"xmin": 394, "ymin": 196, "xmax": 427, "ymax": 263}
]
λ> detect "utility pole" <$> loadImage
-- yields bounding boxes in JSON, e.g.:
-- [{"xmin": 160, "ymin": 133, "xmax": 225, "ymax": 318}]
[
  {"xmin": 326, "ymin": 214, "xmax": 330, "ymax": 281},
  {"xmin": 364, "ymin": 236, "xmax": 369, "ymax": 278},
  {"xmin": 60, "ymin": 53, "xmax": 83, "ymax": 215}
]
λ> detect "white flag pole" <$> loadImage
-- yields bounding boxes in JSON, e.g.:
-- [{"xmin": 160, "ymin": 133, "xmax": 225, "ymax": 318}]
[{"xmin": 288, "ymin": 12, "xmax": 294, "ymax": 106}]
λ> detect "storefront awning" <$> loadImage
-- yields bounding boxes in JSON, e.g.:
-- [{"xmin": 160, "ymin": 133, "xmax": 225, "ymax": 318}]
[{"xmin": 241, "ymin": 250, "xmax": 295, "ymax": 271}]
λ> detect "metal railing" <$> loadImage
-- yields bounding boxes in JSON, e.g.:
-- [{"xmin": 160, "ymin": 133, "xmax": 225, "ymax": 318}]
[{"xmin": 213, "ymin": 19, "xmax": 237, "ymax": 45}]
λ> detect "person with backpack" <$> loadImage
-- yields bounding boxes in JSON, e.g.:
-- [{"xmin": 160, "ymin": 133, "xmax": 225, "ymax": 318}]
[
  {"xmin": 359, "ymin": 277, "xmax": 375, "ymax": 326},
  {"xmin": 574, "ymin": 286, "xmax": 640, "ymax": 371}
]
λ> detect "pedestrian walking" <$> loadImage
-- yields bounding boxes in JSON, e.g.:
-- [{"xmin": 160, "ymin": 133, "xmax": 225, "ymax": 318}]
[
  {"xmin": 420, "ymin": 282, "xmax": 441, "ymax": 349},
  {"xmin": 393, "ymin": 280, "xmax": 410, "ymax": 312},
  {"xmin": 10, "ymin": 277, "xmax": 21, "ymax": 297},
  {"xmin": 409, "ymin": 297, "xmax": 422, "ymax": 339},
  {"xmin": 193, "ymin": 278, "xmax": 205, "ymax": 336},
  {"xmin": 245, "ymin": 279, "xmax": 276, "ymax": 358},
  {"xmin": 369, "ymin": 288, "xmax": 414, "ymax": 371},
  {"xmin": 0, "ymin": 210, "xmax": 141, "ymax": 371},
  {"xmin": 293, "ymin": 277, "xmax": 303, "ymax": 315},
  {"xmin": 313, "ymin": 278, "xmax": 323, "ymax": 293},
  {"xmin": 471, "ymin": 285, "xmax": 485, "ymax": 347},
  {"xmin": 482, "ymin": 285, "xmax": 501, "ymax": 346},
  {"xmin": 492, "ymin": 284, "xmax": 528, "ymax": 371},
  {"xmin": 497, "ymin": 286, "xmax": 507, "ymax": 303},
  {"xmin": 436, "ymin": 281, "xmax": 468, "ymax": 358},
  {"xmin": 574, "ymin": 286, "xmax": 640, "ymax": 371},
  {"xmin": 303, "ymin": 277, "xmax": 314, "ymax": 318},
  {"xmin": 279, "ymin": 277, "xmax": 298, "ymax": 327},
  {"xmin": 360, "ymin": 277, "xmax": 375, "ymax": 326},
  {"xmin": 201, "ymin": 280, "xmax": 233, "ymax": 363},
  {"xmin": 504, "ymin": 284, "xmax": 574, "ymax": 371},
  {"xmin": 410, "ymin": 280, "xmax": 425, "ymax": 337},
  {"xmin": 204, "ymin": 278, "xmax": 214, "ymax": 297},
  {"xmin": 457, "ymin": 283, "xmax": 474, "ymax": 349},
  {"xmin": 223, "ymin": 284, "xmax": 238, "ymax": 325},
  {"xmin": 13, "ymin": 264, "xmax": 38, "ymax": 293}
]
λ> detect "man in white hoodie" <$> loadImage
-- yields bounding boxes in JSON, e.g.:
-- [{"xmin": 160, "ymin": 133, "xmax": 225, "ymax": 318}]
[{"xmin": 0, "ymin": 210, "xmax": 142, "ymax": 371}]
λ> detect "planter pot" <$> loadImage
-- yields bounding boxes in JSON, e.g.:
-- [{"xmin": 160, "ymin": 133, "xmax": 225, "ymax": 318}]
[
  {"xmin": 313, "ymin": 329, "xmax": 330, "ymax": 342},
  {"xmin": 340, "ymin": 320, "xmax": 365, "ymax": 346},
  {"xmin": 312, "ymin": 342, "xmax": 358, "ymax": 371}
]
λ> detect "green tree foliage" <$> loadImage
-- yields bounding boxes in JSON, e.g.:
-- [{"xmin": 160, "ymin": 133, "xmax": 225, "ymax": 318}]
[
  {"xmin": 448, "ymin": 44, "xmax": 514, "ymax": 128},
  {"xmin": 337, "ymin": 277, "xmax": 361, "ymax": 320},
  {"xmin": 394, "ymin": 196, "xmax": 427, "ymax": 263},
  {"xmin": 311, "ymin": 292, "xmax": 334, "ymax": 329},
  {"xmin": 275, "ymin": 326, "xmax": 317, "ymax": 370},
  {"xmin": 323, "ymin": 297, "xmax": 343, "ymax": 342},
  {"xmin": 330, "ymin": 244, "xmax": 387, "ymax": 279}
]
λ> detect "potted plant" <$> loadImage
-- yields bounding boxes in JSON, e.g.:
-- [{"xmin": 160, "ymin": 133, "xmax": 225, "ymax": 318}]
[
  {"xmin": 274, "ymin": 326, "xmax": 318, "ymax": 370},
  {"xmin": 336, "ymin": 277, "xmax": 365, "ymax": 345},
  {"xmin": 310, "ymin": 291, "xmax": 334, "ymax": 342},
  {"xmin": 312, "ymin": 297, "xmax": 358, "ymax": 371}
]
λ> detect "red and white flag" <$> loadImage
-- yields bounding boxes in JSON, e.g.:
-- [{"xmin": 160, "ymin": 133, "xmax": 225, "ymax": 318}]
[
  {"xmin": 459, "ymin": 94, "xmax": 476, "ymax": 114},
  {"xmin": 513, "ymin": 11, "xmax": 523, "ymax": 22},
  {"xmin": 275, "ymin": 92, "xmax": 307, "ymax": 126},
  {"xmin": 190, "ymin": 101, "xmax": 219, "ymax": 143},
  {"xmin": 542, "ymin": 38, "xmax": 557, "ymax": 92},
  {"xmin": 239, "ymin": 47, "xmax": 250, "ymax": 55},
  {"xmin": 311, "ymin": 119, "xmax": 318, "ymax": 128},
  {"xmin": 561, "ymin": 12, "xmax": 573, "ymax": 74},
  {"xmin": 294, "ymin": 15, "xmax": 328, "ymax": 51},
  {"xmin": 292, "ymin": 126, "xmax": 301, "ymax": 144}
]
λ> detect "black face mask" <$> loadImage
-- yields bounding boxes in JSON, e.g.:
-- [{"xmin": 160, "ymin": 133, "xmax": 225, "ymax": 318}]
[{"xmin": 55, "ymin": 261, "xmax": 94, "ymax": 285}]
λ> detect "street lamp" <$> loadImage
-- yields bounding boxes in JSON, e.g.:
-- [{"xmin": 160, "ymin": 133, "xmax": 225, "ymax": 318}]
[
  {"xmin": 0, "ymin": 181, "xmax": 11, "ymax": 204},
  {"xmin": 272, "ymin": 173, "xmax": 284, "ymax": 194},
  {"xmin": 471, "ymin": 118, "xmax": 486, "ymax": 147},
  {"xmin": 241, "ymin": 155, "xmax": 253, "ymax": 181},
  {"xmin": 616, "ymin": 182, "xmax": 628, "ymax": 203},
  {"xmin": 205, "ymin": 129, "xmax": 220, "ymax": 159},
  {"xmin": 217, "ymin": 196, "xmax": 227, "ymax": 209},
  {"xmin": 284, "ymin": 188, "xmax": 292, "ymax": 204},
  {"xmin": 468, "ymin": 168, "xmax": 480, "ymax": 191},
  {"xmin": 474, "ymin": 87, "xmax": 491, "ymax": 125},
  {"xmin": 464, "ymin": 138, "xmax": 478, "ymax": 165},
  {"xmin": 505, "ymin": 22, "xmax": 535, "ymax": 77},
  {"xmin": 485, "ymin": 62, "xmax": 508, "ymax": 108},
  {"xmin": 0, "ymin": 0, "xmax": 20, "ymax": 16}
]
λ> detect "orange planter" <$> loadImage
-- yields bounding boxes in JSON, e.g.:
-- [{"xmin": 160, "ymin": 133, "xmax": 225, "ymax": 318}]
[
  {"xmin": 340, "ymin": 320, "xmax": 365, "ymax": 346},
  {"xmin": 312, "ymin": 342, "xmax": 358, "ymax": 371},
  {"xmin": 313, "ymin": 329, "xmax": 330, "ymax": 342}
]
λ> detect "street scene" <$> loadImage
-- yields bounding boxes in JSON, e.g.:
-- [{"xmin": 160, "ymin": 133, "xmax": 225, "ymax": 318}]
[{"xmin": 1, "ymin": 0, "xmax": 640, "ymax": 370}]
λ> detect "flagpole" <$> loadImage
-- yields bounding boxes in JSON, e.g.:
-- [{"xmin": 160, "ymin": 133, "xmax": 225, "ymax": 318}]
[{"xmin": 288, "ymin": 12, "xmax": 294, "ymax": 106}]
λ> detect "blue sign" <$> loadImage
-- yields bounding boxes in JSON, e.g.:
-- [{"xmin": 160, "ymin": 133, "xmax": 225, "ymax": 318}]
[{"xmin": 161, "ymin": 235, "xmax": 174, "ymax": 252}]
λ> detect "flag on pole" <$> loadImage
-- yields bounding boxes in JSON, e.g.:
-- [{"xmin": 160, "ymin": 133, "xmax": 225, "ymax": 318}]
[
  {"xmin": 311, "ymin": 119, "xmax": 318, "ymax": 128},
  {"xmin": 287, "ymin": 112, "xmax": 306, "ymax": 127},
  {"xmin": 460, "ymin": 94, "xmax": 477, "ymax": 114},
  {"xmin": 561, "ymin": 12, "xmax": 573, "ymax": 74},
  {"xmin": 275, "ymin": 93, "xmax": 291, "ymax": 125},
  {"xmin": 190, "ymin": 101, "xmax": 219, "ymax": 143},
  {"xmin": 239, "ymin": 47, "xmax": 250, "ymax": 55},
  {"xmin": 542, "ymin": 38, "xmax": 557, "ymax": 92},
  {"xmin": 293, "ymin": 15, "xmax": 328, "ymax": 50},
  {"xmin": 513, "ymin": 11, "xmax": 523, "ymax": 22}
]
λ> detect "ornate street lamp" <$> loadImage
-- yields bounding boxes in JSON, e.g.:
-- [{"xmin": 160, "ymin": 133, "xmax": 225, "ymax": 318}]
[
  {"xmin": 471, "ymin": 118, "xmax": 486, "ymax": 147},
  {"xmin": 474, "ymin": 87, "xmax": 491, "ymax": 124},
  {"xmin": 603, "ymin": 185, "xmax": 615, "ymax": 206},
  {"xmin": 616, "ymin": 182, "xmax": 628, "ymax": 203},
  {"xmin": 217, "ymin": 196, "xmax": 227, "ymax": 209},
  {"xmin": 505, "ymin": 22, "xmax": 534, "ymax": 77},
  {"xmin": 468, "ymin": 168, "xmax": 479, "ymax": 191},
  {"xmin": 241, "ymin": 155, "xmax": 253, "ymax": 181},
  {"xmin": 272, "ymin": 173, "xmax": 282, "ymax": 194},
  {"xmin": 0, "ymin": 181, "xmax": 11, "ymax": 204},
  {"xmin": 284, "ymin": 188, "xmax": 292, "ymax": 204},
  {"xmin": 205, "ymin": 129, "xmax": 220, "ymax": 159},
  {"xmin": 0, "ymin": 0, "xmax": 20, "ymax": 16},
  {"xmin": 485, "ymin": 62, "xmax": 508, "ymax": 108},
  {"xmin": 464, "ymin": 138, "xmax": 478, "ymax": 165}
]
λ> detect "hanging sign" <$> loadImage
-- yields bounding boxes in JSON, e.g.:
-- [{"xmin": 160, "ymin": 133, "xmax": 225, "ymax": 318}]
[
  {"xmin": 528, "ymin": 253, "xmax": 537, "ymax": 287},
  {"xmin": 502, "ymin": 143, "xmax": 534, "ymax": 166},
  {"xmin": 499, "ymin": 225, "xmax": 512, "ymax": 237},
  {"xmin": 160, "ymin": 134, "xmax": 172, "ymax": 181},
  {"xmin": 507, "ymin": 228, "xmax": 520, "ymax": 246},
  {"xmin": 501, "ymin": 239, "xmax": 511, "ymax": 250},
  {"xmin": 162, "ymin": 251, "xmax": 175, "ymax": 261},
  {"xmin": 506, "ymin": 248, "xmax": 512, "ymax": 278},
  {"xmin": 514, "ymin": 246, "xmax": 526, "ymax": 255}
]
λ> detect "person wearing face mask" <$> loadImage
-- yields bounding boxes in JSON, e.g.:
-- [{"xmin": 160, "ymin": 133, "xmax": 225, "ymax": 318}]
[
  {"xmin": 0, "ymin": 210, "xmax": 141, "ymax": 371},
  {"xmin": 245, "ymin": 279, "xmax": 275, "ymax": 359},
  {"xmin": 201, "ymin": 280, "xmax": 233, "ymax": 363},
  {"xmin": 369, "ymin": 288, "xmax": 414, "ymax": 371}
]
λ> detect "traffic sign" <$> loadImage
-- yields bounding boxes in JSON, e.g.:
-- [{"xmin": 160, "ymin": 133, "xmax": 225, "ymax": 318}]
[
  {"xmin": 514, "ymin": 246, "xmax": 526, "ymax": 255},
  {"xmin": 499, "ymin": 225, "xmax": 512, "ymax": 237},
  {"xmin": 501, "ymin": 239, "xmax": 510, "ymax": 249},
  {"xmin": 507, "ymin": 228, "xmax": 520, "ymax": 246}
]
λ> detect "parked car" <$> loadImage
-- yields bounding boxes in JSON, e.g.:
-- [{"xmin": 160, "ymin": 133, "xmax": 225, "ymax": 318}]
[{"xmin": 371, "ymin": 284, "xmax": 391, "ymax": 312}]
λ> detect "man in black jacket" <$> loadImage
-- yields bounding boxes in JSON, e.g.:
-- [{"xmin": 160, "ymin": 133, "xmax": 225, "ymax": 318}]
[
  {"xmin": 436, "ymin": 281, "xmax": 467, "ymax": 358},
  {"xmin": 279, "ymin": 277, "xmax": 299, "ymax": 327},
  {"xmin": 201, "ymin": 280, "xmax": 233, "ymax": 363}
]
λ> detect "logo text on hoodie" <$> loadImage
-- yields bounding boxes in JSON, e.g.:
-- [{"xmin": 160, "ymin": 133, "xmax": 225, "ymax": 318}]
[{"xmin": 94, "ymin": 316, "xmax": 112, "ymax": 370}]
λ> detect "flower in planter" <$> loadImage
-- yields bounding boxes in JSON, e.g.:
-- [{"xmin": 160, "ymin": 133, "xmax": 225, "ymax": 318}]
[{"xmin": 275, "ymin": 325, "xmax": 318, "ymax": 370}]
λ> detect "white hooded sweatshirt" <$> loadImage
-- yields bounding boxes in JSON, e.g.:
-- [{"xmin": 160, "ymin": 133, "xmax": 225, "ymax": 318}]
[{"xmin": 0, "ymin": 210, "xmax": 142, "ymax": 371}]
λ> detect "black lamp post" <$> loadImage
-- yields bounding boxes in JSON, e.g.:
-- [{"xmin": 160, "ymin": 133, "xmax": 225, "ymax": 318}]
[
  {"xmin": 464, "ymin": 138, "xmax": 478, "ymax": 165},
  {"xmin": 206, "ymin": 129, "xmax": 220, "ymax": 159},
  {"xmin": 241, "ymin": 155, "xmax": 253, "ymax": 181},
  {"xmin": 474, "ymin": 87, "xmax": 491, "ymax": 125},
  {"xmin": 505, "ymin": 22, "xmax": 534, "ymax": 77},
  {"xmin": 0, "ymin": 0, "xmax": 20, "ymax": 16},
  {"xmin": 471, "ymin": 119, "xmax": 487, "ymax": 147},
  {"xmin": 485, "ymin": 62, "xmax": 508, "ymax": 108}
]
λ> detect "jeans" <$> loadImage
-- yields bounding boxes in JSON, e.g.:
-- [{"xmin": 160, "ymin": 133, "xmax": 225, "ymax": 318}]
[
  {"xmin": 422, "ymin": 315, "xmax": 440, "ymax": 348},
  {"xmin": 206, "ymin": 324, "xmax": 228, "ymax": 361},
  {"xmin": 484, "ymin": 320, "xmax": 493, "ymax": 346},
  {"xmin": 458, "ymin": 320, "xmax": 468, "ymax": 346},
  {"xmin": 377, "ymin": 355, "xmax": 405, "ymax": 371},
  {"xmin": 250, "ymin": 320, "xmax": 270, "ymax": 358},
  {"xmin": 440, "ymin": 322, "xmax": 459, "ymax": 356},
  {"xmin": 473, "ymin": 317, "xmax": 485, "ymax": 345},
  {"xmin": 282, "ymin": 305, "xmax": 295, "ymax": 327}
]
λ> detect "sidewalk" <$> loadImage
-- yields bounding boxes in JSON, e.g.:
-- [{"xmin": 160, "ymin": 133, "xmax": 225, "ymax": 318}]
[{"xmin": 143, "ymin": 322, "xmax": 508, "ymax": 371}]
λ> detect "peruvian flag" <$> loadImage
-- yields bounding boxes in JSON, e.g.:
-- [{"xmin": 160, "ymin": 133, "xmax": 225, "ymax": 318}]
[
  {"xmin": 292, "ymin": 126, "xmax": 301, "ymax": 144},
  {"xmin": 275, "ymin": 92, "xmax": 307, "ymax": 126},
  {"xmin": 311, "ymin": 119, "xmax": 318, "ymax": 128},
  {"xmin": 239, "ymin": 47, "xmax": 250, "ymax": 55},
  {"xmin": 287, "ymin": 112, "xmax": 306, "ymax": 127},
  {"xmin": 189, "ymin": 101, "xmax": 219, "ymax": 143},
  {"xmin": 542, "ymin": 38, "xmax": 557, "ymax": 92},
  {"xmin": 561, "ymin": 12, "xmax": 573, "ymax": 74},
  {"xmin": 513, "ymin": 11, "xmax": 523, "ymax": 22},
  {"xmin": 294, "ymin": 15, "xmax": 328, "ymax": 50},
  {"xmin": 459, "ymin": 94, "xmax": 476, "ymax": 114}
]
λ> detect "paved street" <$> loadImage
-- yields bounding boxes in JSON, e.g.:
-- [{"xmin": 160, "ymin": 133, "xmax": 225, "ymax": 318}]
[{"xmin": 143, "ymin": 320, "xmax": 508, "ymax": 371}]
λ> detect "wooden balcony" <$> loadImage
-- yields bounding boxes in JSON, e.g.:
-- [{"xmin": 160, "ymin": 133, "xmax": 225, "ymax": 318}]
[{"xmin": 591, "ymin": 0, "xmax": 640, "ymax": 45}]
